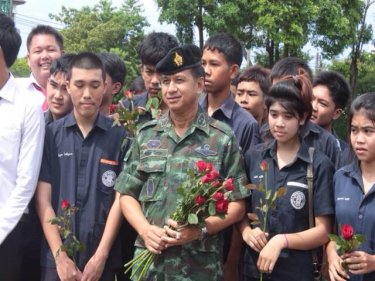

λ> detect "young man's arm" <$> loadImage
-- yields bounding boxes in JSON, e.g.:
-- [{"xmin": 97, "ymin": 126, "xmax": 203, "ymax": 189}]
[
  {"xmin": 81, "ymin": 192, "xmax": 123, "ymax": 281},
  {"xmin": 35, "ymin": 181, "xmax": 82, "ymax": 281}
]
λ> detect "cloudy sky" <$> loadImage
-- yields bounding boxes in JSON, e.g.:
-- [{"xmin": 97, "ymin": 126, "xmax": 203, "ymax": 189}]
[{"xmin": 14, "ymin": 0, "xmax": 175, "ymax": 57}]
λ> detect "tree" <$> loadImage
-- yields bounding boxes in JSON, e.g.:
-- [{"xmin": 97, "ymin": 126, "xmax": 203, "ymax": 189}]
[
  {"xmin": 50, "ymin": 0, "xmax": 149, "ymax": 85},
  {"xmin": 10, "ymin": 57, "xmax": 30, "ymax": 78}
]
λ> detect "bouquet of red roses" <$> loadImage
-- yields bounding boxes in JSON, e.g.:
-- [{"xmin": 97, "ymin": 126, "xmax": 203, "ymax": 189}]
[
  {"xmin": 125, "ymin": 160, "xmax": 235, "ymax": 281},
  {"xmin": 329, "ymin": 224, "xmax": 366, "ymax": 270},
  {"xmin": 49, "ymin": 199, "xmax": 85, "ymax": 264}
]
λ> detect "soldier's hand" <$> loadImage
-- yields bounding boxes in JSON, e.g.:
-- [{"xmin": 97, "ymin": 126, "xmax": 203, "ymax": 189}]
[
  {"xmin": 162, "ymin": 219, "xmax": 201, "ymax": 247},
  {"xmin": 141, "ymin": 224, "xmax": 167, "ymax": 254}
]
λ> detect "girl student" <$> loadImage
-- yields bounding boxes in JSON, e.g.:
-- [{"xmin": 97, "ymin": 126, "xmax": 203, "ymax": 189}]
[
  {"xmin": 239, "ymin": 71, "xmax": 334, "ymax": 281},
  {"xmin": 327, "ymin": 93, "xmax": 375, "ymax": 281}
]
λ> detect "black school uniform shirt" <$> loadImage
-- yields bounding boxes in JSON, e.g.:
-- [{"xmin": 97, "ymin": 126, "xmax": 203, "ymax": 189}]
[
  {"xmin": 39, "ymin": 112, "xmax": 128, "ymax": 270},
  {"xmin": 243, "ymin": 140, "xmax": 334, "ymax": 281}
]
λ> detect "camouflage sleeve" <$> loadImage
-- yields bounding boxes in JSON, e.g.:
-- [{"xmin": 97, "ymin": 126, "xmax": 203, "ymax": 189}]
[
  {"xmin": 114, "ymin": 138, "xmax": 145, "ymax": 199},
  {"xmin": 221, "ymin": 135, "xmax": 251, "ymax": 201}
]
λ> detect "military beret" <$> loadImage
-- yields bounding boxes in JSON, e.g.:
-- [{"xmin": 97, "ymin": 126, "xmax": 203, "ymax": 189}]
[{"xmin": 156, "ymin": 44, "xmax": 202, "ymax": 75}]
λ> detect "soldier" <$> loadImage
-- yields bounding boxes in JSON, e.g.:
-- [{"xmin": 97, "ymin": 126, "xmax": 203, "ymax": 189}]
[{"xmin": 115, "ymin": 44, "xmax": 250, "ymax": 280}]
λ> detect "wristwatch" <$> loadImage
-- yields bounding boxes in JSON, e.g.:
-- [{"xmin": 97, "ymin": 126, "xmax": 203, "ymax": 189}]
[{"xmin": 198, "ymin": 226, "xmax": 208, "ymax": 241}]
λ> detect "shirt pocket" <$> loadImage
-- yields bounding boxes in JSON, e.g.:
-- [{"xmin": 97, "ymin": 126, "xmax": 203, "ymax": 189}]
[{"xmin": 97, "ymin": 158, "xmax": 120, "ymax": 194}]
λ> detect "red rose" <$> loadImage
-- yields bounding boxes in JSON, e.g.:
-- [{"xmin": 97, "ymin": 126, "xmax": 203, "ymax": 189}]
[
  {"xmin": 210, "ymin": 170, "xmax": 220, "ymax": 180},
  {"xmin": 212, "ymin": 179, "xmax": 221, "ymax": 188},
  {"xmin": 195, "ymin": 195, "xmax": 206, "ymax": 206},
  {"xmin": 201, "ymin": 169, "xmax": 220, "ymax": 183},
  {"xmin": 124, "ymin": 90, "xmax": 133, "ymax": 100},
  {"xmin": 222, "ymin": 178, "xmax": 234, "ymax": 191},
  {"xmin": 61, "ymin": 199, "xmax": 70, "ymax": 211},
  {"xmin": 215, "ymin": 199, "xmax": 229, "ymax": 213},
  {"xmin": 260, "ymin": 160, "xmax": 268, "ymax": 171},
  {"xmin": 196, "ymin": 161, "xmax": 207, "ymax": 173},
  {"xmin": 206, "ymin": 162, "xmax": 213, "ymax": 172},
  {"xmin": 341, "ymin": 224, "xmax": 354, "ymax": 240},
  {"xmin": 212, "ymin": 191, "xmax": 224, "ymax": 201},
  {"xmin": 109, "ymin": 104, "xmax": 118, "ymax": 114}
]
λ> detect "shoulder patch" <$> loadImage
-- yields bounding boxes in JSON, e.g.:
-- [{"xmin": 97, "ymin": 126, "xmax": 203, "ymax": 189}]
[
  {"xmin": 209, "ymin": 119, "xmax": 234, "ymax": 136},
  {"xmin": 138, "ymin": 119, "xmax": 158, "ymax": 132}
]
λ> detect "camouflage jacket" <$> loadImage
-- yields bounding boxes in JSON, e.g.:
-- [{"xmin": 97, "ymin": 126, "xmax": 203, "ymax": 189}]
[{"xmin": 115, "ymin": 106, "xmax": 250, "ymax": 280}]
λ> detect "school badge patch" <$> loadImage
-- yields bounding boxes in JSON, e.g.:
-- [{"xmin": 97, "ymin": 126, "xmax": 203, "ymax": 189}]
[
  {"xmin": 290, "ymin": 191, "xmax": 306, "ymax": 210},
  {"xmin": 102, "ymin": 170, "xmax": 117, "ymax": 187}
]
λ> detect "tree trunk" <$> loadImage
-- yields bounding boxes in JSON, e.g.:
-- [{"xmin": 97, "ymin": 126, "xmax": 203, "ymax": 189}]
[{"xmin": 197, "ymin": 0, "xmax": 204, "ymax": 49}]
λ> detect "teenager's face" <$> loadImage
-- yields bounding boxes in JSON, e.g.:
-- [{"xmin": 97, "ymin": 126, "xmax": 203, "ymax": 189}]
[
  {"xmin": 235, "ymin": 81, "xmax": 266, "ymax": 122},
  {"xmin": 351, "ymin": 111, "xmax": 375, "ymax": 164},
  {"xmin": 27, "ymin": 34, "xmax": 62, "ymax": 87},
  {"xmin": 268, "ymin": 102, "xmax": 304, "ymax": 145},
  {"xmin": 202, "ymin": 49, "xmax": 236, "ymax": 95},
  {"xmin": 46, "ymin": 72, "xmax": 72, "ymax": 120},
  {"xmin": 100, "ymin": 73, "xmax": 121, "ymax": 109},
  {"xmin": 67, "ymin": 67, "xmax": 106, "ymax": 121},
  {"xmin": 160, "ymin": 69, "xmax": 203, "ymax": 115},
  {"xmin": 140, "ymin": 64, "xmax": 160, "ymax": 97},
  {"xmin": 311, "ymin": 85, "xmax": 341, "ymax": 130}
]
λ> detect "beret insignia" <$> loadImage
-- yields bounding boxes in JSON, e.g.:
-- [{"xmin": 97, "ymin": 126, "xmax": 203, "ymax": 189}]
[{"xmin": 174, "ymin": 52, "xmax": 183, "ymax": 67}]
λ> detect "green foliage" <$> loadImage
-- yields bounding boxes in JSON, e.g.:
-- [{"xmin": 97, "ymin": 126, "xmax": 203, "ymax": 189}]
[
  {"xmin": 10, "ymin": 57, "xmax": 30, "ymax": 78},
  {"xmin": 50, "ymin": 0, "xmax": 149, "ymax": 85}
]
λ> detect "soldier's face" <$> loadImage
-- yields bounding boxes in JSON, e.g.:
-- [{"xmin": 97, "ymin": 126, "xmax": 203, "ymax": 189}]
[{"xmin": 160, "ymin": 69, "xmax": 204, "ymax": 115}]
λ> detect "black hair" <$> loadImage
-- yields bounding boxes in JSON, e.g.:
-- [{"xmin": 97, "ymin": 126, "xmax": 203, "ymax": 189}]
[
  {"xmin": 97, "ymin": 52, "xmax": 127, "ymax": 90},
  {"xmin": 26, "ymin": 25, "xmax": 64, "ymax": 51},
  {"xmin": 190, "ymin": 65, "xmax": 205, "ymax": 79},
  {"xmin": 138, "ymin": 32, "xmax": 179, "ymax": 66},
  {"xmin": 313, "ymin": 71, "xmax": 351, "ymax": 109},
  {"xmin": 231, "ymin": 73, "xmax": 240, "ymax": 86},
  {"xmin": 0, "ymin": 13, "xmax": 21, "ymax": 67},
  {"xmin": 349, "ymin": 92, "xmax": 375, "ymax": 127},
  {"xmin": 203, "ymin": 33, "xmax": 243, "ymax": 66},
  {"xmin": 266, "ymin": 70, "xmax": 313, "ymax": 120},
  {"xmin": 271, "ymin": 57, "xmax": 313, "ymax": 83},
  {"xmin": 67, "ymin": 52, "xmax": 105, "ymax": 81},
  {"xmin": 238, "ymin": 65, "xmax": 271, "ymax": 96},
  {"xmin": 129, "ymin": 76, "xmax": 145, "ymax": 93},
  {"xmin": 49, "ymin": 53, "xmax": 76, "ymax": 77}
]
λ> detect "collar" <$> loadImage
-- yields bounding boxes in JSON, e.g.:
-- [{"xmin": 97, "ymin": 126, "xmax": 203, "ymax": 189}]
[
  {"xmin": 63, "ymin": 112, "xmax": 110, "ymax": 131},
  {"xmin": 199, "ymin": 92, "xmax": 235, "ymax": 119},
  {"xmin": 263, "ymin": 139, "xmax": 311, "ymax": 164},
  {"xmin": 155, "ymin": 106, "xmax": 210, "ymax": 136},
  {"xmin": 302, "ymin": 120, "xmax": 321, "ymax": 137},
  {"xmin": 0, "ymin": 73, "xmax": 16, "ymax": 102}
]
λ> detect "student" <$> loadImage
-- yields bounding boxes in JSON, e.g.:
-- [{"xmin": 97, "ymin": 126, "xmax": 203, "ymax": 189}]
[
  {"xmin": 312, "ymin": 71, "xmax": 351, "ymax": 166},
  {"xmin": 97, "ymin": 52, "xmax": 127, "ymax": 115},
  {"xmin": 267, "ymin": 57, "xmax": 342, "ymax": 170},
  {"xmin": 115, "ymin": 44, "xmax": 250, "ymax": 280},
  {"xmin": 45, "ymin": 53, "xmax": 76, "ymax": 124},
  {"xmin": 36, "ymin": 52, "xmax": 129, "ymax": 281},
  {"xmin": 327, "ymin": 92, "xmax": 375, "ymax": 281},
  {"xmin": 200, "ymin": 33, "xmax": 259, "ymax": 154},
  {"xmin": 240, "ymin": 71, "xmax": 334, "ymax": 281},
  {"xmin": 235, "ymin": 65, "xmax": 271, "ymax": 124},
  {"xmin": 0, "ymin": 13, "xmax": 45, "ymax": 280},
  {"xmin": 17, "ymin": 25, "xmax": 64, "ymax": 111},
  {"xmin": 122, "ymin": 32, "xmax": 179, "ymax": 123},
  {"xmin": 128, "ymin": 76, "xmax": 145, "ymax": 96}
]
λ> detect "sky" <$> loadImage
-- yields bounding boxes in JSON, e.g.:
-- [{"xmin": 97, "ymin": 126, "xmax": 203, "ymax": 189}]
[{"xmin": 13, "ymin": 0, "xmax": 175, "ymax": 57}]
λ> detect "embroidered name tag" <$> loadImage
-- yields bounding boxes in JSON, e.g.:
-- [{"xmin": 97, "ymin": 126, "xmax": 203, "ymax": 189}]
[{"xmin": 100, "ymin": 158, "xmax": 119, "ymax": 166}]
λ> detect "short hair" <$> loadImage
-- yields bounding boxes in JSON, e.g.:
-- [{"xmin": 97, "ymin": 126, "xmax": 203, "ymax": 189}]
[
  {"xmin": 0, "ymin": 13, "xmax": 21, "ymax": 67},
  {"xmin": 203, "ymin": 33, "xmax": 243, "ymax": 66},
  {"xmin": 238, "ymin": 65, "xmax": 271, "ymax": 96},
  {"xmin": 67, "ymin": 52, "xmax": 105, "ymax": 81},
  {"xmin": 49, "ymin": 53, "xmax": 76, "ymax": 77},
  {"xmin": 26, "ymin": 25, "xmax": 64, "ymax": 51},
  {"xmin": 313, "ymin": 71, "xmax": 351, "ymax": 109},
  {"xmin": 129, "ymin": 76, "xmax": 145, "ymax": 93},
  {"xmin": 189, "ymin": 65, "xmax": 205, "ymax": 79},
  {"xmin": 138, "ymin": 32, "xmax": 179, "ymax": 66},
  {"xmin": 97, "ymin": 52, "xmax": 127, "ymax": 88},
  {"xmin": 349, "ymin": 92, "xmax": 375, "ymax": 127},
  {"xmin": 271, "ymin": 57, "xmax": 313, "ymax": 83},
  {"xmin": 266, "ymin": 70, "xmax": 313, "ymax": 120}
]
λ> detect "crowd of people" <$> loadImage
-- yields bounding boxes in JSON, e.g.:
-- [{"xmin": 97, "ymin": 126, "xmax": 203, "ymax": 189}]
[{"xmin": 0, "ymin": 11, "xmax": 375, "ymax": 281}]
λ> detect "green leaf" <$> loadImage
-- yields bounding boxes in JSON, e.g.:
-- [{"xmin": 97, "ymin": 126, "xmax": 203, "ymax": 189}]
[
  {"xmin": 188, "ymin": 213, "xmax": 198, "ymax": 225},
  {"xmin": 208, "ymin": 201, "xmax": 216, "ymax": 216}
]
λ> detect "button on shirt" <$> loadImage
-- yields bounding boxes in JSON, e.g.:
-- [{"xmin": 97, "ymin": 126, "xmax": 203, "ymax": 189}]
[
  {"xmin": 0, "ymin": 74, "xmax": 45, "ymax": 244},
  {"xmin": 199, "ymin": 93, "xmax": 260, "ymax": 154},
  {"xmin": 334, "ymin": 161, "xmax": 375, "ymax": 281},
  {"xmin": 39, "ymin": 112, "xmax": 128, "ymax": 269},
  {"xmin": 16, "ymin": 74, "xmax": 48, "ymax": 111},
  {"xmin": 244, "ymin": 141, "xmax": 334, "ymax": 281}
]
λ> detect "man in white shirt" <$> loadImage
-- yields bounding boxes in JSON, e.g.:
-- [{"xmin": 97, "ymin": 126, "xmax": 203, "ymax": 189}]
[
  {"xmin": 0, "ymin": 13, "xmax": 45, "ymax": 280},
  {"xmin": 17, "ymin": 25, "xmax": 64, "ymax": 111}
]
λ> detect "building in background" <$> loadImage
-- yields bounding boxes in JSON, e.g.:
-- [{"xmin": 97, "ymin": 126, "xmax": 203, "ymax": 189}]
[{"xmin": 0, "ymin": 0, "xmax": 25, "ymax": 18}]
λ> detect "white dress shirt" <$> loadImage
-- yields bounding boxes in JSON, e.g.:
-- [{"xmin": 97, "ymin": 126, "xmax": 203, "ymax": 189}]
[
  {"xmin": 0, "ymin": 74, "xmax": 45, "ymax": 244},
  {"xmin": 16, "ymin": 74, "xmax": 47, "ymax": 111}
]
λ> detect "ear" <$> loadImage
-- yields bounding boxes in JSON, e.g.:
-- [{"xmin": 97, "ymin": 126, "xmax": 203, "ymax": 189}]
[
  {"xmin": 112, "ymin": 82, "xmax": 122, "ymax": 95},
  {"xmin": 27, "ymin": 53, "xmax": 31, "ymax": 68},
  {"xmin": 66, "ymin": 80, "xmax": 71, "ymax": 95},
  {"xmin": 299, "ymin": 113, "xmax": 308, "ymax": 126},
  {"xmin": 196, "ymin": 76, "xmax": 205, "ymax": 93},
  {"xmin": 229, "ymin": 64, "xmax": 240, "ymax": 79},
  {"xmin": 332, "ymin": 108, "xmax": 343, "ymax": 120}
]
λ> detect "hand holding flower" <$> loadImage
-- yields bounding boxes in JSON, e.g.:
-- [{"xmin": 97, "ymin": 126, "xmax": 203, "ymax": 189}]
[
  {"xmin": 162, "ymin": 219, "xmax": 201, "ymax": 247},
  {"xmin": 257, "ymin": 234, "xmax": 285, "ymax": 274},
  {"xmin": 243, "ymin": 227, "xmax": 269, "ymax": 253},
  {"xmin": 55, "ymin": 251, "xmax": 83, "ymax": 281},
  {"xmin": 342, "ymin": 251, "xmax": 375, "ymax": 275},
  {"xmin": 140, "ymin": 224, "xmax": 167, "ymax": 254}
]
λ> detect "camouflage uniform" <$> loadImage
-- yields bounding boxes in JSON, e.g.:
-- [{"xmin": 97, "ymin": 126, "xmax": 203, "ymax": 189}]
[{"xmin": 115, "ymin": 106, "xmax": 250, "ymax": 281}]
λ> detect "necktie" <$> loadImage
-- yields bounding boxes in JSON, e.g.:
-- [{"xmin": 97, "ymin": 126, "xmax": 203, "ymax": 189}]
[{"xmin": 32, "ymin": 82, "xmax": 48, "ymax": 111}]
